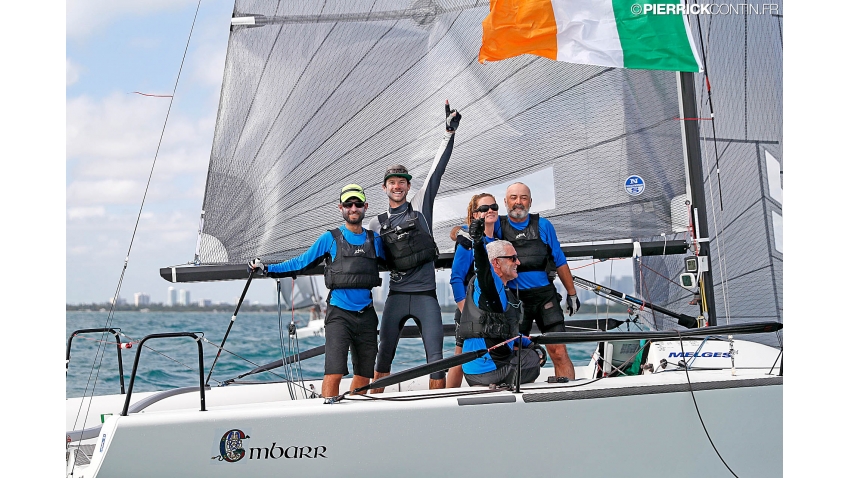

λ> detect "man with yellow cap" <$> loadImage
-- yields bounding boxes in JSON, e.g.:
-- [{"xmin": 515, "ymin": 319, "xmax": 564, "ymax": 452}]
[{"xmin": 249, "ymin": 184, "xmax": 385, "ymax": 398}]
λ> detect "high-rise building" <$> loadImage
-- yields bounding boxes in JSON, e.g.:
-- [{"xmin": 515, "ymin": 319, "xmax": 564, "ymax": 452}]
[
  {"xmin": 167, "ymin": 286, "xmax": 177, "ymax": 307},
  {"xmin": 134, "ymin": 293, "xmax": 150, "ymax": 307},
  {"xmin": 178, "ymin": 289, "xmax": 190, "ymax": 306}
]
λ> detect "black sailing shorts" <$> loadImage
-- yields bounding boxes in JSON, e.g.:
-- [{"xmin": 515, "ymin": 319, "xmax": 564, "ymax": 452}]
[
  {"xmin": 323, "ymin": 305, "xmax": 379, "ymax": 377},
  {"xmin": 517, "ymin": 283, "xmax": 567, "ymax": 335}
]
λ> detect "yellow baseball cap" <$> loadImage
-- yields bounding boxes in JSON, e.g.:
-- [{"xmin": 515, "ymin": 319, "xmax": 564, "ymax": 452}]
[{"xmin": 340, "ymin": 184, "xmax": 366, "ymax": 202}]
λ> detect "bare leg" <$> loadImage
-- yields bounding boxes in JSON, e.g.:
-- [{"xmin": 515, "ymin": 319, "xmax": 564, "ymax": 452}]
[
  {"xmin": 446, "ymin": 346, "xmax": 464, "ymax": 388},
  {"xmin": 322, "ymin": 374, "xmax": 343, "ymax": 398},
  {"xmin": 429, "ymin": 378, "xmax": 446, "ymax": 390},
  {"xmin": 546, "ymin": 344, "xmax": 575, "ymax": 380},
  {"xmin": 371, "ymin": 370, "xmax": 391, "ymax": 394},
  {"xmin": 350, "ymin": 375, "xmax": 371, "ymax": 395}
]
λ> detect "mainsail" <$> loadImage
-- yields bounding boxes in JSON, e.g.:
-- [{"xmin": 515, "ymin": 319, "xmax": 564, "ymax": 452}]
[
  {"xmin": 635, "ymin": 1, "xmax": 783, "ymax": 344},
  {"xmin": 196, "ymin": 0, "xmax": 691, "ymax": 268}
]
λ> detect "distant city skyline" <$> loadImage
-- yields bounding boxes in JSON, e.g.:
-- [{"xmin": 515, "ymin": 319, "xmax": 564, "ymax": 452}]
[{"xmin": 76, "ymin": 265, "xmax": 635, "ymax": 308}]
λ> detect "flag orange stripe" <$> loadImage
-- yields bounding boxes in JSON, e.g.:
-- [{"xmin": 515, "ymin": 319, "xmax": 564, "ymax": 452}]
[{"xmin": 478, "ymin": 0, "xmax": 558, "ymax": 63}]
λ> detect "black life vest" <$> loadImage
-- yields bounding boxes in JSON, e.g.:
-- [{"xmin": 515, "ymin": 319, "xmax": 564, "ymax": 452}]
[
  {"xmin": 499, "ymin": 214, "xmax": 554, "ymax": 273},
  {"xmin": 323, "ymin": 229, "xmax": 382, "ymax": 290},
  {"xmin": 457, "ymin": 280, "xmax": 522, "ymax": 340},
  {"xmin": 378, "ymin": 208, "xmax": 439, "ymax": 272}
]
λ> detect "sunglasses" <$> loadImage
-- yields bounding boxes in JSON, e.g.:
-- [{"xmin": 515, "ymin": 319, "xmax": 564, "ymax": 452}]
[
  {"xmin": 497, "ymin": 255, "xmax": 519, "ymax": 263},
  {"xmin": 341, "ymin": 200, "xmax": 365, "ymax": 209},
  {"xmin": 476, "ymin": 203, "xmax": 499, "ymax": 213}
]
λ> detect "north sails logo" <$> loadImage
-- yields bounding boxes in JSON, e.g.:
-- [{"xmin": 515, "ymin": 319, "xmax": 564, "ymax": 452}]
[
  {"xmin": 514, "ymin": 232, "xmax": 527, "ymax": 239},
  {"xmin": 213, "ymin": 429, "xmax": 328, "ymax": 463},
  {"xmin": 353, "ymin": 246, "xmax": 366, "ymax": 255}
]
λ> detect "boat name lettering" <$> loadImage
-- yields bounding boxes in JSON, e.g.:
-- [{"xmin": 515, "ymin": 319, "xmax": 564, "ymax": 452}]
[
  {"xmin": 667, "ymin": 352, "xmax": 731, "ymax": 358},
  {"xmin": 248, "ymin": 443, "xmax": 328, "ymax": 460}
]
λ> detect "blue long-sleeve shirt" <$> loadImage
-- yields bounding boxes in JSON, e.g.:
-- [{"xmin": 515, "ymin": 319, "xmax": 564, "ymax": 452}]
[
  {"xmin": 494, "ymin": 215, "xmax": 567, "ymax": 290},
  {"xmin": 449, "ymin": 228, "xmax": 496, "ymax": 303},
  {"xmin": 266, "ymin": 226, "xmax": 385, "ymax": 311}
]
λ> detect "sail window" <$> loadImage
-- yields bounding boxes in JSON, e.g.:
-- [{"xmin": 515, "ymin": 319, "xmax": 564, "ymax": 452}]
[
  {"xmin": 771, "ymin": 211, "xmax": 783, "ymax": 254},
  {"xmin": 765, "ymin": 150, "xmax": 782, "ymax": 204}
]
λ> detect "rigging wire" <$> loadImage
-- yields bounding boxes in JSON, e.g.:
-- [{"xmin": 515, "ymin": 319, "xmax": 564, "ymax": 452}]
[
  {"xmin": 675, "ymin": 330, "xmax": 740, "ymax": 477},
  {"xmin": 130, "ymin": 91, "xmax": 173, "ymax": 98},
  {"xmin": 276, "ymin": 279, "xmax": 296, "ymax": 400},
  {"xmin": 691, "ymin": 1, "xmax": 724, "ymax": 211},
  {"xmin": 289, "ymin": 279, "xmax": 308, "ymax": 398},
  {"xmin": 692, "ymin": 10, "xmax": 733, "ymax": 325},
  {"xmin": 69, "ymin": 0, "xmax": 205, "ymax": 461},
  {"xmin": 199, "ymin": 336, "xmax": 317, "ymax": 394}
]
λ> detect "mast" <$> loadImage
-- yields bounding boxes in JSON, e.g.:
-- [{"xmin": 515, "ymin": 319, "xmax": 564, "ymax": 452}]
[{"xmin": 678, "ymin": 71, "xmax": 717, "ymax": 326}]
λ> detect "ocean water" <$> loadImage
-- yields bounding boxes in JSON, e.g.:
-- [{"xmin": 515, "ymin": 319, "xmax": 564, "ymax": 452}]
[{"xmin": 66, "ymin": 310, "xmax": 614, "ymax": 398}]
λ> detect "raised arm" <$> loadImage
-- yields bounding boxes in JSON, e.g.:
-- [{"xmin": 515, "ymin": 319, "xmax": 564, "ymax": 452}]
[
  {"xmin": 471, "ymin": 220, "xmax": 503, "ymax": 314},
  {"xmin": 410, "ymin": 101, "xmax": 461, "ymax": 228}
]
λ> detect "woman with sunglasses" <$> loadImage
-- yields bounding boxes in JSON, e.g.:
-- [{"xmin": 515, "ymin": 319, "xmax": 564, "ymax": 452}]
[{"xmin": 446, "ymin": 193, "xmax": 500, "ymax": 388}]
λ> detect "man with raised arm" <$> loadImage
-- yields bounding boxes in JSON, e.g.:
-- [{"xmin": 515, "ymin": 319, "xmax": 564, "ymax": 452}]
[
  {"xmin": 249, "ymin": 184, "xmax": 384, "ymax": 398},
  {"xmin": 496, "ymin": 182, "xmax": 580, "ymax": 380},
  {"xmin": 458, "ymin": 219, "xmax": 545, "ymax": 386},
  {"xmin": 368, "ymin": 101, "xmax": 461, "ymax": 392}
]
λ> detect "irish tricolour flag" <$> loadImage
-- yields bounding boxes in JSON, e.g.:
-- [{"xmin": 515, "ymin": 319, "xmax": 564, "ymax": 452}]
[{"xmin": 478, "ymin": 0, "xmax": 703, "ymax": 72}]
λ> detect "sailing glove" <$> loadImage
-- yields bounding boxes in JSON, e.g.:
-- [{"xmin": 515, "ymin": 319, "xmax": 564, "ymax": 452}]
[
  {"xmin": 566, "ymin": 294, "xmax": 580, "ymax": 316},
  {"xmin": 445, "ymin": 101, "xmax": 462, "ymax": 132},
  {"xmin": 532, "ymin": 344, "xmax": 548, "ymax": 367},
  {"xmin": 468, "ymin": 217, "xmax": 485, "ymax": 243},
  {"xmin": 455, "ymin": 229, "xmax": 473, "ymax": 250},
  {"xmin": 248, "ymin": 258, "xmax": 265, "ymax": 273}
]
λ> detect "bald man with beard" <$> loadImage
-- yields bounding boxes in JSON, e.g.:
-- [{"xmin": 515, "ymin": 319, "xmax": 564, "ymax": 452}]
[{"xmin": 494, "ymin": 182, "xmax": 580, "ymax": 380}]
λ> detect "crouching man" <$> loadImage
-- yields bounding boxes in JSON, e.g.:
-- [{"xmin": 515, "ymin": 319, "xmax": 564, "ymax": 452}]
[{"xmin": 457, "ymin": 219, "xmax": 546, "ymax": 387}]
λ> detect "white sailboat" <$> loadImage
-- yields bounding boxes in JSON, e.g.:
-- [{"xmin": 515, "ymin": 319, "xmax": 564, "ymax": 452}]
[
  {"xmin": 281, "ymin": 276, "xmax": 328, "ymax": 339},
  {"xmin": 66, "ymin": 1, "xmax": 783, "ymax": 476}
]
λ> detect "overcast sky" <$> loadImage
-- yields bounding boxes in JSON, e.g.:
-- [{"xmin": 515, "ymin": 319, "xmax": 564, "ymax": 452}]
[{"xmin": 66, "ymin": 1, "xmax": 258, "ymax": 305}]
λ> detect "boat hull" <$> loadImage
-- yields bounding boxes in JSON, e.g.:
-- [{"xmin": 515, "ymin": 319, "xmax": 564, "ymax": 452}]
[{"xmin": 81, "ymin": 370, "xmax": 782, "ymax": 477}]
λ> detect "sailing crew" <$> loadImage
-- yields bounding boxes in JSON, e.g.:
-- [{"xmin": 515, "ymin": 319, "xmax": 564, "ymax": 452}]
[
  {"xmin": 249, "ymin": 184, "xmax": 385, "ymax": 398},
  {"xmin": 496, "ymin": 182, "xmax": 580, "ymax": 380},
  {"xmin": 446, "ymin": 193, "xmax": 499, "ymax": 388},
  {"xmin": 368, "ymin": 101, "xmax": 462, "ymax": 392},
  {"xmin": 459, "ymin": 220, "xmax": 545, "ymax": 386}
]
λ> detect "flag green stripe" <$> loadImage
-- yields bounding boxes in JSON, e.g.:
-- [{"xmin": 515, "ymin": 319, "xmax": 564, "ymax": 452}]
[{"xmin": 611, "ymin": 1, "xmax": 700, "ymax": 72}]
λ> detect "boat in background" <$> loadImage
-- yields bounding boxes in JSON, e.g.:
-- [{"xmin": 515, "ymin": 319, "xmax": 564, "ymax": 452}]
[
  {"xmin": 66, "ymin": 1, "xmax": 783, "ymax": 476},
  {"xmin": 280, "ymin": 276, "xmax": 328, "ymax": 339}
]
